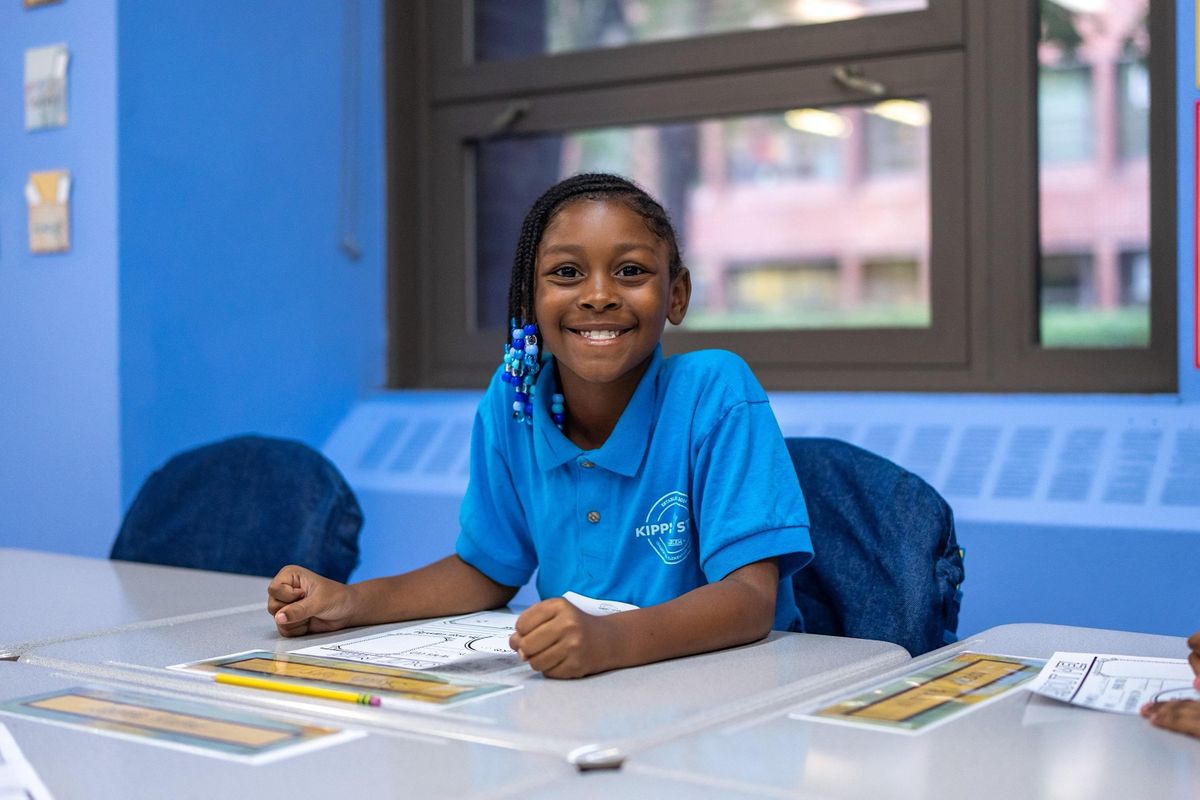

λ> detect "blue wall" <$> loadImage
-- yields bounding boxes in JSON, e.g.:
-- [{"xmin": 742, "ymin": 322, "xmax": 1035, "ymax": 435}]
[
  {"xmin": 117, "ymin": 1, "xmax": 385, "ymax": 509},
  {"xmin": 0, "ymin": 1, "xmax": 384, "ymax": 557},
  {"xmin": 0, "ymin": 1, "xmax": 122, "ymax": 553}
]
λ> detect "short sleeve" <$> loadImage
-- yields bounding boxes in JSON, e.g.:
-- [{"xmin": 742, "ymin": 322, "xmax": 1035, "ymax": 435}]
[
  {"xmin": 455, "ymin": 405, "xmax": 537, "ymax": 588},
  {"xmin": 692, "ymin": 400, "xmax": 813, "ymax": 583}
]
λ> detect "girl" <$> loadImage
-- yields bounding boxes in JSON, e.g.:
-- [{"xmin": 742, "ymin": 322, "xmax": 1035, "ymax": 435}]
[{"xmin": 268, "ymin": 173, "xmax": 813, "ymax": 679}]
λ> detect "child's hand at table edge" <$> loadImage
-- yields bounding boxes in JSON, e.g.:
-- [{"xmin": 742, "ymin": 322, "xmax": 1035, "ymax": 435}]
[
  {"xmin": 1139, "ymin": 629, "xmax": 1200, "ymax": 739},
  {"xmin": 509, "ymin": 598, "xmax": 620, "ymax": 679},
  {"xmin": 267, "ymin": 565, "xmax": 357, "ymax": 637},
  {"xmin": 1141, "ymin": 698, "xmax": 1200, "ymax": 739}
]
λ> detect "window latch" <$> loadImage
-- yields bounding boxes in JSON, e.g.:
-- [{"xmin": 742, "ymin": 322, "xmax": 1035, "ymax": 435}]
[
  {"xmin": 483, "ymin": 100, "xmax": 532, "ymax": 139},
  {"xmin": 833, "ymin": 65, "xmax": 887, "ymax": 97}
]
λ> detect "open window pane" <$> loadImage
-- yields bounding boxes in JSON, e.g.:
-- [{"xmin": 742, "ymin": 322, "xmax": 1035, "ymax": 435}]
[
  {"xmin": 474, "ymin": 102, "xmax": 931, "ymax": 332},
  {"xmin": 1037, "ymin": 0, "xmax": 1150, "ymax": 348},
  {"xmin": 473, "ymin": 0, "xmax": 928, "ymax": 62}
]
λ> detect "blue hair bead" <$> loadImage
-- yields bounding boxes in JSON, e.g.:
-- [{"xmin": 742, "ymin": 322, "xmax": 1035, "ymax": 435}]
[{"xmin": 499, "ymin": 320, "xmax": 565, "ymax": 431}]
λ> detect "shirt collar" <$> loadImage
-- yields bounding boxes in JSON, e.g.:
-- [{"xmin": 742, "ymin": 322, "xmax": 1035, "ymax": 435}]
[{"xmin": 532, "ymin": 345, "xmax": 663, "ymax": 476}]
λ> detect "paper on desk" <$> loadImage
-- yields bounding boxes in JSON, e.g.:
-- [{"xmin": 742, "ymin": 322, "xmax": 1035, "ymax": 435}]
[
  {"xmin": 799, "ymin": 652, "xmax": 1045, "ymax": 735},
  {"xmin": 292, "ymin": 612, "xmax": 526, "ymax": 676},
  {"xmin": 0, "ymin": 688, "xmax": 362, "ymax": 765},
  {"xmin": 0, "ymin": 722, "xmax": 53, "ymax": 800},
  {"xmin": 169, "ymin": 649, "xmax": 514, "ymax": 707},
  {"xmin": 1028, "ymin": 652, "xmax": 1200, "ymax": 714}
]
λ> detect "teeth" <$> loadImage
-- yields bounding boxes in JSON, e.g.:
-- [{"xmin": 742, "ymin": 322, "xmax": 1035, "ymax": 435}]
[{"xmin": 579, "ymin": 330, "xmax": 621, "ymax": 340}]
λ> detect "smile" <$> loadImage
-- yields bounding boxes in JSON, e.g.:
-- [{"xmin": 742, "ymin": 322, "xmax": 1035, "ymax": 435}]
[{"xmin": 568, "ymin": 328, "xmax": 630, "ymax": 342}]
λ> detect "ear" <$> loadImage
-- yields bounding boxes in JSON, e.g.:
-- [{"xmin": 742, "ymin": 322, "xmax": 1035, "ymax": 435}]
[{"xmin": 667, "ymin": 267, "xmax": 691, "ymax": 326}]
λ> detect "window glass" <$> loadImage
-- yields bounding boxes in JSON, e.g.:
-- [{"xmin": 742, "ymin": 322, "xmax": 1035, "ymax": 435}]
[
  {"xmin": 473, "ymin": 0, "xmax": 929, "ymax": 62},
  {"xmin": 474, "ymin": 101, "xmax": 931, "ymax": 332},
  {"xmin": 1037, "ymin": 0, "xmax": 1149, "ymax": 348}
]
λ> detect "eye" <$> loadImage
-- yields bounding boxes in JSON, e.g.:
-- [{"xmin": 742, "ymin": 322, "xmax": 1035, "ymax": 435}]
[
  {"xmin": 616, "ymin": 263, "xmax": 647, "ymax": 277},
  {"xmin": 550, "ymin": 264, "xmax": 581, "ymax": 279}
]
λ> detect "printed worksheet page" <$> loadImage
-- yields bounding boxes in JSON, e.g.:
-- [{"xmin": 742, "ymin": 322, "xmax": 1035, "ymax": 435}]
[
  {"xmin": 1029, "ymin": 652, "xmax": 1200, "ymax": 714},
  {"xmin": 291, "ymin": 612, "xmax": 526, "ymax": 676}
]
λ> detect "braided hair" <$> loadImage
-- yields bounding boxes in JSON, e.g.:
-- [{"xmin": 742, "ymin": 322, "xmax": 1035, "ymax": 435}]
[{"xmin": 506, "ymin": 173, "xmax": 683, "ymax": 336}]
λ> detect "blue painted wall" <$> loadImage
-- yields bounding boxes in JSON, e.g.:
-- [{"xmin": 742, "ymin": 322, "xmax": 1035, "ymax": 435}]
[
  {"xmin": 117, "ymin": 1, "xmax": 385, "ymax": 509},
  {"xmin": 0, "ymin": 1, "xmax": 122, "ymax": 553},
  {"xmin": 0, "ymin": 1, "xmax": 384, "ymax": 557}
]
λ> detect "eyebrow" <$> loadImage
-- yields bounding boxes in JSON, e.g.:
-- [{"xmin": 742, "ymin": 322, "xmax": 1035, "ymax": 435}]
[{"xmin": 539, "ymin": 242, "xmax": 658, "ymax": 257}]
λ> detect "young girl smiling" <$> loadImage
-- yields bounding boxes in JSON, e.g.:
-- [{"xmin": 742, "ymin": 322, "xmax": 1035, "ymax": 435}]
[{"xmin": 269, "ymin": 173, "xmax": 813, "ymax": 679}]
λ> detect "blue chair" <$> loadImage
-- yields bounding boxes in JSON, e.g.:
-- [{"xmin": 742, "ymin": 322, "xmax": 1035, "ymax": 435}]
[
  {"xmin": 786, "ymin": 437, "xmax": 963, "ymax": 656},
  {"xmin": 111, "ymin": 435, "xmax": 362, "ymax": 581}
]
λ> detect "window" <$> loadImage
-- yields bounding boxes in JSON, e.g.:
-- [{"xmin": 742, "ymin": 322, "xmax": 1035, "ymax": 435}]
[
  {"xmin": 1036, "ymin": 0, "xmax": 1154, "ymax": 350},
  {"xmin": 473, "ymin": 0, "xmax": 931, "ymax": 61},
  {"xmin": 387, "ymin": 0, "xmax": 1175, "ymax": 392}
]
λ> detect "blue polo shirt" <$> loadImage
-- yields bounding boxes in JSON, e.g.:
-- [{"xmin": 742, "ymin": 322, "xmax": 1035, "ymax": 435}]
[{"xmin": 456, "ymin": 346, "xmax": 813, "ymax": 631}]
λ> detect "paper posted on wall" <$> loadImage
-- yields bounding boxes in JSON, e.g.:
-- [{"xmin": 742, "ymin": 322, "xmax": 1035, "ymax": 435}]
[{"xmin": 1028, "ymin": 652, "xmax": 1200, "ymax": 714}]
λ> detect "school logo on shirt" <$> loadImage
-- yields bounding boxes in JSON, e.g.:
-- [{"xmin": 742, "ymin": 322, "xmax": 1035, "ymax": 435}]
[{"xmin": 633, "ymin": 491, "xmax": 691, "ymax": 565}]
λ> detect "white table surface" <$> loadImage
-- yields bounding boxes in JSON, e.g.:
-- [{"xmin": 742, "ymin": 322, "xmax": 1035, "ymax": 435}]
[
  {"xmin": 615, "ymin": 623, "xmax": 1200, "ymax": 799},
  {"xmin": 20, "ymin": 606, "xmax": 909, "ymax": 766},
  {"xmin": 0, "ymin": 659, "xmax": 574, "ymax": 800},
  {"xmin": 0, "ymin": 548, "xmax": 268, "ymax": 659}
]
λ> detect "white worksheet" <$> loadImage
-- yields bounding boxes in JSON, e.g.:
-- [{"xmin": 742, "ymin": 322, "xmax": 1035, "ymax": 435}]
[
  {"xmin": 1028, "ymin": 651, "xmax": 1200, "ymax": 714},
  {"xmin": 292, "ymin": 612, "xmax": 526, "ymax": 676},
  {"xmin": 0, "ymin": 722, "xmax": 54, "ymax": 800}
]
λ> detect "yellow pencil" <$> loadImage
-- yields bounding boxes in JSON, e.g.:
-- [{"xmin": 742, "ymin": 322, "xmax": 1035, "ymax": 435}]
[{"xmin": 215, "ymin": 673, "xmax": 382, "ymax": 706}]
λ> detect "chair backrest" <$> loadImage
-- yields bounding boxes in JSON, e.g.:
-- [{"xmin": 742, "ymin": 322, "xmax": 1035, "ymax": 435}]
[
  {"xmin": 786, "ymin": 437, "xmax": 963, "ymax": 656},
  {"xmin": 111, "ymin": 435, "xmax": 362, "ymax": 582}
]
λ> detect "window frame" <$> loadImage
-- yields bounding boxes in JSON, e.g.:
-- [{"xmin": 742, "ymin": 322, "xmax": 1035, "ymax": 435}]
[
  {"xmin": 387, "ymin": 0, "xmax": 1177, "ymax": 393},
  {"xmin": 983, "ymin": 0, "xmax": 1176, "ymax": 391},
  {"xmin": 430, "ymin": 0, "xmax": 963, "ymax": 102}
]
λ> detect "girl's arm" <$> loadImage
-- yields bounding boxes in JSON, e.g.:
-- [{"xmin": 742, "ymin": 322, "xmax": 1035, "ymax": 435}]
[
  {"xmin": 508, "ymin": 559, "xmax": 778, "ymax": 679},
  {"xmin": 268, "ymin": 555, "xmax": 517, "ymax": 637}
]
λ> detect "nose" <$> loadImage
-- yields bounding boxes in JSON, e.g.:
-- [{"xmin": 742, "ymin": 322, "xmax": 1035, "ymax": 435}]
[{"xmin": 579, "ymin": 273, "xmax": 620, "ymax": 312}]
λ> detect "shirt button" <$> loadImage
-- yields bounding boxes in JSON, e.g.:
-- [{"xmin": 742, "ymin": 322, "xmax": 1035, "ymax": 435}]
[
  {"xmin": 580, "ymin": 460, "xmax": 595, "ymax": 469},
  {"xmin": 586, "ymin": 510, "xmax": 601, "ymax": 523}
]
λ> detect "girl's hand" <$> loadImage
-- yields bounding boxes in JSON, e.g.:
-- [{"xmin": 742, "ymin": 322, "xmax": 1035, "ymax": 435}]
[
  {"xmin": 1138, "ymin": 629, "xmax": 1200, "ymax": 738},
  {"xmin": 1141, "ymin": 699, "xmax": 1200, "ymax": 739},
  {"xmin": 509, "ymin": 598, "xmax": 620, "ymax": 679},
  {"xmin": 267, "ymin": 565, "xmax": 358, "ymax": 637}
]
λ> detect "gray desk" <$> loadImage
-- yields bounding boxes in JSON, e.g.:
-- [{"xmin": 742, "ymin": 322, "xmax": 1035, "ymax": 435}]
[
  {"xmin": 0, "ymin": 660, "xmax": 574, "ymax": 800},
  {"xmin": 20, "ymin": 607, "xmax": 909, "ymax": 767},
  {"xmin": 0, "ymin": 548, "xmax": 268, "ymax": 659},
  {"xmin": 613, "ymin": 623, "xmax": 1200, "ymax": 799}
]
